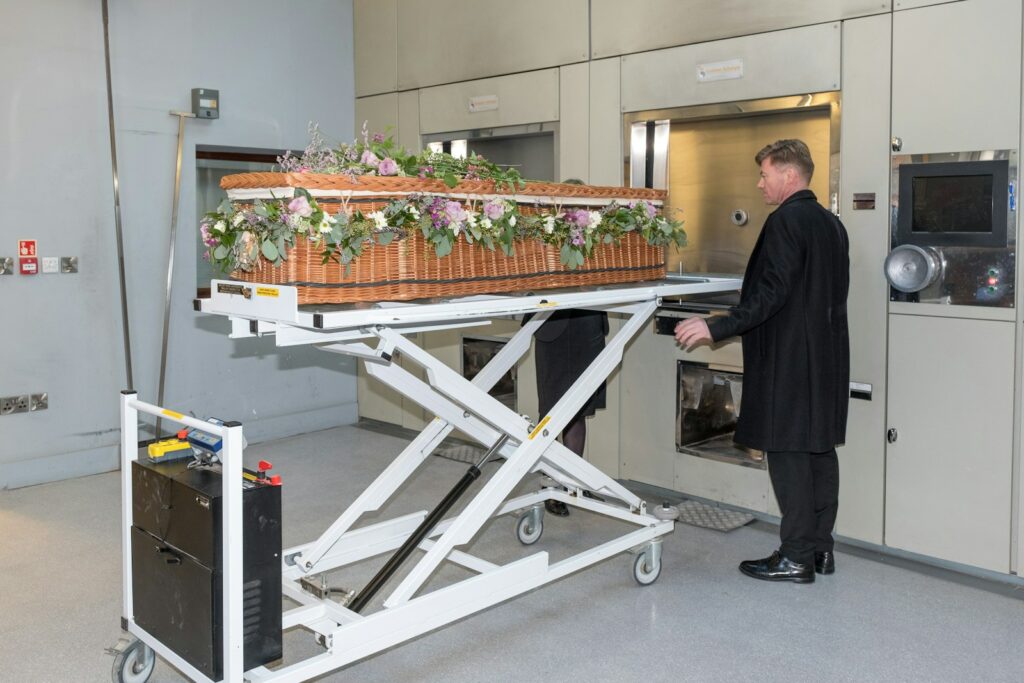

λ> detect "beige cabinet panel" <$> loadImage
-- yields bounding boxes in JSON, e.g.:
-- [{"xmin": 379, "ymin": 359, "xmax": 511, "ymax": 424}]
[
  {"xmin": 559, "ymin": 63, "xmax": 589, "ymax": 182},
  {"xmin": 397, "ymin": 90, "xmax": 421, "ymax": 152},
  {"xmin": 396, "ymin": 0, "xmax": 588, "ymax": 90},
  {"xmin": 354, "ymin": 0, "xmax": 398, "ymax": 96},
  {"xmin": 592, "ymin": 0, "xmax": 888, "ymax": 59},
  {"xmin": 834, "ymin": 12, "xmax": 893, "ymax": 545},
  {"xmin": 894, "ymin": 0, "xmax": 965, "ymax": 10},
  {"xmin": 892, "ymin": 0, "xmax": 1021, "ymax": 154},
  {"xmin": 620, "ymin": 327, "xmax": 678, "ymax": 487},
  {"xmin": 419, "ymin": 70, "xmax": 559, "ymax": 135},
  {"xmin": 885, "ymin": 314, "xmax": 1013, "ymax": 573},
  {"xmin": 588, "ymin": 58, "xmax": 623, "ymax": 187},
  {"xmin": 621, "ymin": 23, "xmax": 841, "ymax": 113},
  {"xmin": 355, "ymin": 94, "xmax": 399, "ymax": 139},
  {"xmin": 675, "ymin": 453, "xmax": 770, "ymax": 512}
]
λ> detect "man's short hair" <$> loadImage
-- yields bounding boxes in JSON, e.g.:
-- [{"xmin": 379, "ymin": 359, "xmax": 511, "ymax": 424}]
[{"xmin": 755, "ymin": 139, "xmax": 814, "ymax": 181}]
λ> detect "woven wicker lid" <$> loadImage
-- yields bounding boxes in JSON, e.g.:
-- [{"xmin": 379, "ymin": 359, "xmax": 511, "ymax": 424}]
[{"xmin": 220, "ymin": 172, "xmax": 667, "ymax": 200}]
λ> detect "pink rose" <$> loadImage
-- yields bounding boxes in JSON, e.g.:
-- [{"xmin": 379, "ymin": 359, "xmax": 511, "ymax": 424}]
[
  {"xmin": 360, "ymin": 150, "xmax": 380, "ymax": 167},
  {"xmin": 483, "ymin": 199, "xmax": 505, "ymax": 220},
  {"xmin": 378, "ymin": 158, "xmax": 399, "ymax": 176},
  {"xmin": 288, "ymin": 195, "xmax": 313, "ymax": 217},
  {"xmin": 444, "ymin": 200, "xmax": 467, "ymax": 224}
]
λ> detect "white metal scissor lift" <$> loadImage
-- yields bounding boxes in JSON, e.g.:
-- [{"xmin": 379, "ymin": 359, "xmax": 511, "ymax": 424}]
[{"xmin": 115, "ymin": 274, "xmax": 741, "ymax": 682}]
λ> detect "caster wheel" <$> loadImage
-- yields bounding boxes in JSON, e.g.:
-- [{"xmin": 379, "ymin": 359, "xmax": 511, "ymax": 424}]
[
  {"xmin": 633, "ymin": 550, "xmax": 662, "ymax": 586},
  {"xmin": 516, "ymin": 511, "xmax": 543, "ymax": 545},
  {"xmin": 112, "ymin": 638, "xmax": 155, "ymax": 683}
]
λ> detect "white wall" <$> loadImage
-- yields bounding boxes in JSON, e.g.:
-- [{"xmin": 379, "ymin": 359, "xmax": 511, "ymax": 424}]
[{"xmin": 0, "ymin": 0, "xmax": 358, "ymax": 488}]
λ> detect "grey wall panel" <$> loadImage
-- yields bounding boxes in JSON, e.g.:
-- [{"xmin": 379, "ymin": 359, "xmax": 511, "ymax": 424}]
[
  {"xmin": 559, "ymin": 63, "xmax": 590, "ymax": 182},
  {"xmin": 355, "ymin": 0, "xmax": 398, "ymax": 96},
  {"xmin": 418, "ymin": 70, "xmax": 559, "ymax": 135},
  {"xmin": 592, "ymin": 0, "xmax": 888, "ymax": 59},
  {"xmin": 397, "ymin": 0, "xmax": 588, "ymax": 90},
  {"xmin": 0, "ymin": 0, "xmax": 358, "ymax": 488},
  {"xmin": 621, "ymin": 23, "xmax": 842, "ymax": 113},
  {"xmin": 589, "ymin": 58, "xmax": 623, "ymax": 187},
  {"xmin": 835, "ymin": 13, "xmax": 893, "ymax": 545},
  {"xmin": 892, "ymin": 0, "xmax": 1021, "ymax": 154},
  {"xmin": 355, "ymin": 93, "xmax": 399, "ymax": 139}
]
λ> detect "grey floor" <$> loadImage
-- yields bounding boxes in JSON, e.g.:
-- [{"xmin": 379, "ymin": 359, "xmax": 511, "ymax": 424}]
[{"xmin": 2, "ymin": 424, "xmax": 1023, "ymax": 682}]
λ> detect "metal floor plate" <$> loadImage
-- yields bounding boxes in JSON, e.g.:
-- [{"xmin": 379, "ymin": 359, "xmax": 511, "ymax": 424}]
[{"xmin": 675, "ymin": 500, "xmax": 754, "ymax": 532}]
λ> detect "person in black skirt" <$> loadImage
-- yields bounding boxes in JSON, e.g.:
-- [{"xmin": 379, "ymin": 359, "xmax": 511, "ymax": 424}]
[{"xmin": 533, "ymin": 308, "xmax": 608, "ymax": 516}]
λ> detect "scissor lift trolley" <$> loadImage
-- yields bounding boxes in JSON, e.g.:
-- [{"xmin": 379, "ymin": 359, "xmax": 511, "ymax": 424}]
[{"xmin": 115, "ymin": 274, "xmax": 741, "ymax": 682}]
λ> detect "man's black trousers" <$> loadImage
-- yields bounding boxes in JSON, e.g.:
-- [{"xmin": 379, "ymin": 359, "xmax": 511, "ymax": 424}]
[{"xmin": 766, "ymin": 449, "xmax": 839, "ymax": 566}]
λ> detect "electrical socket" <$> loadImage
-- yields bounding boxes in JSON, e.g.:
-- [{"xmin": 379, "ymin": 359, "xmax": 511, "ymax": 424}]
[{"xmin": 0, "ymin": 393, "xmax": 46, "ymax": 415}]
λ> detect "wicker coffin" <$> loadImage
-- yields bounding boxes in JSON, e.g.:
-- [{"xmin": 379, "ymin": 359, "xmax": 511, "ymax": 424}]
[{"xmin": 220, "ymin": 173, "xmax": 668, "ymax": 304}]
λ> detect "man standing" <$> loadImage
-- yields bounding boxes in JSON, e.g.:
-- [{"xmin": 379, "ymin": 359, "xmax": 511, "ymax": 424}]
[{"xmin": 674, "ymin": 139, "xmax": 850, "ymax": 584}]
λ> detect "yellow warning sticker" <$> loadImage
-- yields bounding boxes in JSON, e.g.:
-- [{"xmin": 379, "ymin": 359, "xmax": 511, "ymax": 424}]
[
  {"xmin": 161, "ymin": 409, "xmax": 184, "ymax": 420},
  {"xmin": 256, "ymin": 287, "xmax": 280, "ymax": 298},
  {"xmin": 528, "ymin": 415, "xmax": 551, "ymax": 440},
  {"xmin": 537, "ymin": 301, "xmax": 558, "ymax": 308}
]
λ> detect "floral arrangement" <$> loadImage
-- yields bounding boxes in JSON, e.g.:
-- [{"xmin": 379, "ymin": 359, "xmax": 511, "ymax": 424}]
[
  {"xmin": 278, "ymin": 122, "xmax": 525, "ymax": 192},
  {"xmin": 201, "ymin": 127, "xmax": 686, "ymax": 274}
]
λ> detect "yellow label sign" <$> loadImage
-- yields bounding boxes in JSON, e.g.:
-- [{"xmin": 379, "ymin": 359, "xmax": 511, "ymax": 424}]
[
  {"xmin": 161, "ymin": 409, "xmax": 184, "ymax": 420},
  {"xmin": 256, "ymin": 287, "xmax": 280, "ymax": 298},
  {"xmin": 528, "ymin": 416, "xmax": 551, "ymax": 440},
  {"xmin": 537, "ymin": 301, "xmax": 558, "ymax": 308}
]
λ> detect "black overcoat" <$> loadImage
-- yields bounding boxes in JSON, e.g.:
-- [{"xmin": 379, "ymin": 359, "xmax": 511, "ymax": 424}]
[{"xmin": 706, "ymin": 189, "xmax": 850, "ymax": 452}]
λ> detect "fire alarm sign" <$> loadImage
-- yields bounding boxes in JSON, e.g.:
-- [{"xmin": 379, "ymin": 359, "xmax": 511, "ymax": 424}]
[{"xmin": 19, "ymin": 240, "xmax": 37, "ymax": 257}]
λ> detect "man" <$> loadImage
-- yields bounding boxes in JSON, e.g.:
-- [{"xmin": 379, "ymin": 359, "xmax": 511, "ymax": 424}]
[{"xmin": 674, "ymin": 139, "xmax": 850, "ymax": 584}]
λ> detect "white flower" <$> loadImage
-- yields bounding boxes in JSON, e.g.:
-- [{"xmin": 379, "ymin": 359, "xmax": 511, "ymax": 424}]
[
  {"xmin": 407, "ymin": 205, "xmax": 420, "ymax": 219},
  {"xmin": 480, "ymin": 217, "xmax": 493, "ymax": 230},
  {"xmin": 465, "ymin": 211, "xmax": 478, "ymax": 227},
  {"xmin": 214, "ymin": 220, "xmax": 227, "ymax": 233},
  {"xmin": 508, "ymin": 215, "xmax": 516, "ymax": 227},
  {"xmin": 452, "ymin": 222, "xmax": 462, "ymax": 235},
  {"xmin": 231, "ymin": 212, "xmax": 246, "ymax": 227},
  {"xmin": 587, "ymin": 211, "xmax": 601, "ymax": 231},
  {"xmin": 368, "ymin": 210, "xmax": 389, "ymax": 230},
  {"xmin": 543, "ymin": 216, "xmax": 556, "ymax": 234},
  {"xmin": 318, "ymin": 214, "xmax": 336, "ymax": 233}
]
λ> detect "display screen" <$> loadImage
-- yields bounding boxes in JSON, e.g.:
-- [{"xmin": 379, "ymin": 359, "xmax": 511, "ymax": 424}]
[{"xmin": 911, "ymin": 174, "xmax": 994, "ymax": 233}]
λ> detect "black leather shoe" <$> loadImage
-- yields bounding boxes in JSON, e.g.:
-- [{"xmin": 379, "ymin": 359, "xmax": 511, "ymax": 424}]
[
  {"xmin": 815, "ymin": 551, "xmax": 835, "ymax": 575},
  {"xmin": 739, "ymin": 551, "xmax": 815, "ymax": 583},
  {"xmin": 545, "ymin": 499, "xmax": 570, "ymax": 516}
]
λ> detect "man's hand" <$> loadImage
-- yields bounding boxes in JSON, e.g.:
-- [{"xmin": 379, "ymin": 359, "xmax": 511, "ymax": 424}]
[{"xmin": 674, "ymin": 317, "xmax": 712, "ymax": 349}]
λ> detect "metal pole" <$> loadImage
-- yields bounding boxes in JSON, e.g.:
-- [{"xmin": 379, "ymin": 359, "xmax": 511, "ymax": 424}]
[
  {"xmin": 101, "ymin": 0, "xmax": 134, "ymax": 391},
  {"xmin": 155, "ymin": 111, "xmax": 195, "ymax": 437}
]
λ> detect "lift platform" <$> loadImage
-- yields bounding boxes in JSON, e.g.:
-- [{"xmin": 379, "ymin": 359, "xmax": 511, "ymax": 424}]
[{"xmin": 116, "ymin": 274, "xmax": 741, "ymax": 682}]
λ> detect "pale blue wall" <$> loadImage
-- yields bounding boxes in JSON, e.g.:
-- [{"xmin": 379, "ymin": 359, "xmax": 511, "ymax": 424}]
[{"xmin": 0, "ymin": 0, "xmax": 357, "ymax": 488}]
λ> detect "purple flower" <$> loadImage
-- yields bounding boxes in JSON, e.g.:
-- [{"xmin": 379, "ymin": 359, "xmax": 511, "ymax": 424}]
[
  {"xmin": 372, "ymin": 132, "xmax": 385, "ymax": 143},
  {"xmin": 360, "ymin": 150, "xmax": 380, "ymax": 167},
  {"xmin": 288, "ymin": 195, "xmax": 313, "ymax": 217},
  {"xmin": 444, "ymin": 201, "xmax": 467, "ymax": 224},
  {"xmin": 378, "ymin": 158, "xmax": 399, "ymax": 176},
  {"xmin": 483, "ymin": 199, "xmax": 505, "ymax": 220}
]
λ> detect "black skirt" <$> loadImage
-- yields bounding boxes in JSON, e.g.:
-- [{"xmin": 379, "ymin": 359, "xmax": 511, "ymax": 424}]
[{"xmin": 534, "ymin": 309, "xmax": 608, "ymax": 418}]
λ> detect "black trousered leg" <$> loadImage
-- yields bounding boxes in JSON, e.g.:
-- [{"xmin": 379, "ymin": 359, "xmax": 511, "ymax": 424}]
[{"xmin": 766, "ymin": 449, "xmax": 839, "ymax": 565}]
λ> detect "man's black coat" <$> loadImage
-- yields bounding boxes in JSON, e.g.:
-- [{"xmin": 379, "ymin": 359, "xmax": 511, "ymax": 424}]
[{"xmin": 706, "ymin": 189, "xmax": 850, "ymax": 453}]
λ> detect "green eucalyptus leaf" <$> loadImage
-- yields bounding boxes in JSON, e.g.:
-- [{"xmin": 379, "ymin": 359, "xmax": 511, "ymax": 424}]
[
  {"xmin": 377, "ymin": 231, "xmax": 395, "ymax": 245},
  {"xmin": 261, "ymin": 240, "xmax": 279, "ymax": 261},
  {"xmin": 213, "ymin": 245, "xmax": 229, "ymax": 260},
  {"xmin": 443, "ymin": 172, "xmax": 458, "ymax": 188}
]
